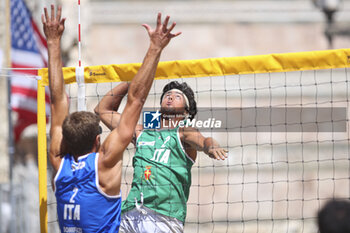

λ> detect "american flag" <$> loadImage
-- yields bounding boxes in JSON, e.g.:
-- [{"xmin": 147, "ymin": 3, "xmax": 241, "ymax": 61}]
[{"xmin": 11, "ymin": 0, "xmax": 50, "ymax": 142}]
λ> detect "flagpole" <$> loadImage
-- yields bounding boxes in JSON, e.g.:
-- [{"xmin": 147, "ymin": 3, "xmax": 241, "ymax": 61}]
[{"xmin": 5, "ymin": 0, "xmax": 16, "ymax": 233}]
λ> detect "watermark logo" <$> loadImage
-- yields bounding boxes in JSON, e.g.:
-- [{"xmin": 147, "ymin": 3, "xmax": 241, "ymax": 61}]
[
  {"xmin": 142, "ymin": 109, "xmax": 222, "ymax": 130},
  {"xmin": 142, "ymin": 107, "xmax": 346, "ymax": 132},
  {"xmin": 143, "ymin": 110, "xmax": 161, "ymax": 129},
  {"xmin": 163, "ymin": 118, "xmax": 222, "ymax": 129}
]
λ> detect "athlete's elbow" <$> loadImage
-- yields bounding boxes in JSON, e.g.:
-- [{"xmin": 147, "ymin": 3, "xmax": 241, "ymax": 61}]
[
  {"xmin": 94, "ymin": 103, "xmax": 112, "ymax": 116},
  {"xmin": 128, "ymin": 82, "xmax": 149, "ymax": 103}
]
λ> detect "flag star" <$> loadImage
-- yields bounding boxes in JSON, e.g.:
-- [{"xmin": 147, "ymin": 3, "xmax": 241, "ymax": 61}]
[
  {"xmin": 13, "ymin": 8, "xmax": 18, "ymax": 16},
  {"xmin": 150, "ymin": 110, "xmax": 161, "ymax": 122},
  {"xmin": 16, "ymin": 17, "xmax": 21, "ymax": 25},
  {"xmin": 23, "ymin": 32, "xmax": 29, "ymax": 40},
  {"xmin": 24, "ymin": 19, "xmax": 30, "ymax": 26},
  {"xmin": 19, "ymin": 25, "xmax": 25, "ymax": 32},
  {"xmin": 14, "ymin": 31, "xmax": 19, "ymax": 39},
  {"xmin": 26, "ymin": 41, "xmax": 32, "ymax": 49},
  {"xmin": 17, "ymin": 39, "xmax": 24, "ymax": 47}
]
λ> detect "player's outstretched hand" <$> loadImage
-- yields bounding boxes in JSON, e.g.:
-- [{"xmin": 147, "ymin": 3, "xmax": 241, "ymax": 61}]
[
  {"xmin": 41, "ymin": 5, "xmax": 65, "ymax": 42},
  {"xmin": 203, "ymin": 138, "xmax": 228, "ymax": 161},
  {"xmin": 207, "ymin": 147, "xmax": 228, "ymax": 161},
  {"xmin": 142, "ymin": 13, "xmax": 181, "ymax": 50}
]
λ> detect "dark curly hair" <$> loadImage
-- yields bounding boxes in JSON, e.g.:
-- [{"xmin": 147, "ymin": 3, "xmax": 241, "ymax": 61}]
[{"xmin": 160, "ymin": 81, "xmax": 197, "ymax": 120}]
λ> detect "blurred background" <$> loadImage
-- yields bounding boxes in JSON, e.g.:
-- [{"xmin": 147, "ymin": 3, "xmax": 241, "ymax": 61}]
[{"xmin": 1, "ymin": 0, "xmax": 350, "ymax": 232}]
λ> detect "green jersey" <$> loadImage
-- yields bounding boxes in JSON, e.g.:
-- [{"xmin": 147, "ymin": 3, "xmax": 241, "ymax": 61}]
[{"xmin": 122, "ymin": 127, "xmax": 194, "ymax": 222}]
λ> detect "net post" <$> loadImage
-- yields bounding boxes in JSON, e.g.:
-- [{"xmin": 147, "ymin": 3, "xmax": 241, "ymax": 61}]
[
  {"xmin": 76, "ymin": 66, "xmax": 86, "ymax": 111},
  {"xmin": 37, "ymin": 76, "xmax": 48, "ymax": 233}
]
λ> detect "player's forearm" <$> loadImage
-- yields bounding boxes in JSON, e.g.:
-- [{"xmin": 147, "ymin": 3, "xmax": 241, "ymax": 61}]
[
  {"xmin": 95, "ymin": 82, "xmax": 129, "ymax": 114},
  {"xmin": 48, "ymin": 40, "xmax": 65, "ymax": 103},
  {"xmin": 127, "ymin": 44, "xmax": 162, "ymax": 104},
  {"xmin": 95, "ymin": 83, "xmax": 128, "ymax": 130}
]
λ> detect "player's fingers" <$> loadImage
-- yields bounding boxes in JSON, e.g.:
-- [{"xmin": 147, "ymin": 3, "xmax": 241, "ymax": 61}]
[
  {"xmin": 44, "ymin": 7, "xmax": 49, "ymax": 23},
  {"xmin": 213, "ymin": 149, "xmax": 224, "ymax": 160},
  {"xmin": 156, "ymin": 12, "xmax": 161, "ymax": 28},
  {"xmin": 170, "ymin": 31, "xmax": 182, "ymax": 38},
  {"xmin": 212, "ymin": 153, "xmax": 218, "ymax": 160},
  {"xmin": 163, "ymin": 15, "xmax": 170, "ymax": 30},
  {"xmin": 51, "ymin": 4, "xmax": 55, "ymax": 21},
  {"xmin": 56, "ymin": 5, "xmax": 62, "ymax": 22},
  {"xmin": 216, "ymin": 150, "xmax": 223, "ymax": 160},
  {"xmin": 41, "ymin": 14, "xmax": 45, "ymax": 24},
  {"xmin": 217, "ymin": 152, "xmax": 223, "ymax": 160},
  {"xmin": 219, "ymin": 150, "xmax": 227, "ymax": 160},
  {"xmin": 142, "ymin": 24, "xmax": 152, "ymax": 35},
  {"xmin": 222, "ymin": 149, "xmax": 228, "ymax": 158},
  {"xmin": 60, "ymin": 18, "xmax": 66, "ymax": 27},
  {"xmin": 213, "ymin": 151, "xmax": 220, "ymax": 160},
  {"xmin": 166, "ymin": 22, "xmax": 176, "ymax": 36}
]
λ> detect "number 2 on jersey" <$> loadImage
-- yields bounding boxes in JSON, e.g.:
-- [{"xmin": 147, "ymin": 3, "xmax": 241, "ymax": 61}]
[{"xmin": 70, "ymin": 187, "xmax": 79, "ymax": 203}]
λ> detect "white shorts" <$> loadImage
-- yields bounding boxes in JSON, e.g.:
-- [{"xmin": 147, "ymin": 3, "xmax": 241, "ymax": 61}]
[{"xmin": 119, "ymin": 205, "xmax": 184, "ymax": 233}]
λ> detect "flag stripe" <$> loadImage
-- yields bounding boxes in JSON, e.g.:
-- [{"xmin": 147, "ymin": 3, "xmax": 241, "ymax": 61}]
[
  {"xmin": 11, "ymin": 63, "xmax": 38, "ymax": 75},
  {"xmin": 13, "ymin": 108, "xmax": 37, "ymax": 120},
  {"xmin": 11, "ymin": 0, "xmax": 49, "ymax": 141},
  {"xmin": 32, "ymin": 21, "xmax": 48, "ymax": 66},
  {"xmin": 12, "ymin": 93, "xmax": 50, "ymax": 115},
  {"xmin": 32, "ymin": 20, "xmax": 47, "ymax": 48},
  {"xmin": 11, "ymin": 74, "xmax": 39, "ymax": 87},
  {"xmin": 11, "ymin": 49, "xmax": 45, "ymax": 67},
  {"xmin": 12, "ymin": 86, "xmax": 50, "ymax": 103}
]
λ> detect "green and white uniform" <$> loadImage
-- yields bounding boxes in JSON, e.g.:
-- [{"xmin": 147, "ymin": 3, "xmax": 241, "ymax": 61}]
[{"xmin": 122, "ymin": 126, "xmax": 194, "ymax": 224}]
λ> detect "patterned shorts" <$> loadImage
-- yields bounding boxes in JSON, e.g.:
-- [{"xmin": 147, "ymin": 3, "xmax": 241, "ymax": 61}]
[{"xmin": 120, "ymin": 205, "xmax": 184, "ymax": 233}]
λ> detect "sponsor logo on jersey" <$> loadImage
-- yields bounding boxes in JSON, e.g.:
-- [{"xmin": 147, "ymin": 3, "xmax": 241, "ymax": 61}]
[{"xmin": 138, "ymin": 141, "xmax": 155, "ymax": 146}]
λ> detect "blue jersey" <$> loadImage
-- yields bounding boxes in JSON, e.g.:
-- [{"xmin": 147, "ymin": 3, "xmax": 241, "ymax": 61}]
[{"xmin": 54, "ymin": 152, "xmax": 121, "ymax": 233}]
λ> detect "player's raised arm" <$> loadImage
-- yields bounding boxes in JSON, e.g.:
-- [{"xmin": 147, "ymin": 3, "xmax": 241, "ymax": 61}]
[
  {"xmin": 42, "ymin": 5, "xmax": 67, "ymax": 172},
  {"xmin": 98, "ymin": 13, "xmax": 181, "ymax": 174},
  {"xmin": 94, "ymin": 82, "xmax": 129, "ymax": 130},
  {"xmin": 182, "ymin": 127, "xmax": 228, "ymax": 161}
]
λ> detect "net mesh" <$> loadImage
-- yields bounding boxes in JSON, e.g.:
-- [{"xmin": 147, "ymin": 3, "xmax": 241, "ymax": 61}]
[{"xmin": 43, "ymin": 65, "xmax": 350, "ymax": 233}]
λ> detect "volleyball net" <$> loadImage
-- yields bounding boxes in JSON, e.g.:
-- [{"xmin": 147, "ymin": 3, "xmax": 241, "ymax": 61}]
[{"xmin": 37, "ymin": 49, "xmax": 350, "ymax": 233}]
